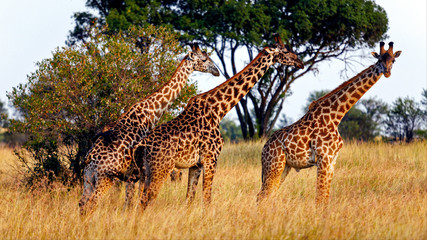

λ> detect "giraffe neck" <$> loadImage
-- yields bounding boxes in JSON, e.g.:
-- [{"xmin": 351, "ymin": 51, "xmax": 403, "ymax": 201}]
[
  {"xmin": 145, "ymin": 58, "xmax": 193, "ymax": 120},
  {"xmin": 198, "ymin": 48, "xmax": 274, "ymax": 124},
  {"xmin": 116, "ymin": 57, "xmax": 193, "ymax": 128},
  {"xmin": 314, "ymin": 63, "xmax": 383, "ymax": 124}
]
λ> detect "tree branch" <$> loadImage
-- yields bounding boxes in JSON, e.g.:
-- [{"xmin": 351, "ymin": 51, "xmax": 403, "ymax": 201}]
[
  {"xmin": 267, "ymin": 98, "xmax": 285, "ymax": 135},
  {"xmin": 214, "ymin": 38, "xmax": 231, "ymax": 79},
  {"xmin": 235, "ymin": 103, "xmax": 248, "ymax": 139},
  {"xmin": 230, "ymin": 40, "xmax": 239, "ymax": 75}
]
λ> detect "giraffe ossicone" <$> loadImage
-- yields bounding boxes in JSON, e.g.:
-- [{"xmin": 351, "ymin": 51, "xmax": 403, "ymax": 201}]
[
  {"xmin": 79, "ymin": 43, "xmax": 220, "ymax": 215},
  {"xmin": 257, "ymin": 41, "xmax": 401, "ymax": 206}
]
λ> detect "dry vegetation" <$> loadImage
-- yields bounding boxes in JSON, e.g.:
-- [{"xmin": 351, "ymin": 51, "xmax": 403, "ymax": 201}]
[{"xmin": 0, "ymin": 141, "xmax": 426, "ymax": 239}]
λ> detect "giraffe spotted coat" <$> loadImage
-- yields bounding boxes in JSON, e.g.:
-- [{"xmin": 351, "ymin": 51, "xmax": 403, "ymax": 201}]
[
  {"xmin": 79, "ymin": 44, "xmax": 220, "ymax": 215},
  {"xmin": 133, "ymin": 35, "xmax": 304, "ymax": 210},
  {"xmin": 258, "ymin": 42, "xmax": 402, "ymax": 206}
]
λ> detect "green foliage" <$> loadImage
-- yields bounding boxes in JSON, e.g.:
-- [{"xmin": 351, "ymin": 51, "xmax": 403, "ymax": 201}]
[
  {"xmin": 384, "ymin": 97, "xmax": 424, "ymax": 143},
  {"xmin": 339, "ymin": 107, "xmax": 371, "ymax": 141},
  {"xmin": 8, "ymin": 25, "xmax": 195, "ymax": 184},
  {"xmin": 0, "ymin": 100, "xmax": 7, "ymax": 128},
  {"xmin": 421, "ymin": 89, "xmax": 427, "ymax": 119},
  {"xmin": 421, "ymin": 89, "xmax": 427, "ymax": 107},
  {"xmin": 0, "ymin": 100, "xmax": 7, "ymax": 143},
  {"xmin": 220, "ymin": 117, "xmax": 243, "ymax": 143},
  {"xmin": 339, "ymin": 97, "xmax": 388, "ymax": 141},
  {"xmin": 414, "ymin": 129, "xmax": 427, "ymax": 139},
  {"xmin": 68, "ymin": 0, "xmax": 389, "ymax": 139}
]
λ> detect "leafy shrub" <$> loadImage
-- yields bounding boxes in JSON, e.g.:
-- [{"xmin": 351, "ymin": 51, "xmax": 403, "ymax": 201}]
[{"xmin": 8, "ymin": 25, "xmax": 196, "ymax": 185}]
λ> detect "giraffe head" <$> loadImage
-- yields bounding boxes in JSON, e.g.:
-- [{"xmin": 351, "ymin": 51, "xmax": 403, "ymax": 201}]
[
  {"xmin": 186, "ymin": 43, "xmax": 220, "ymax": 76},
  {"xmin": 371, "ymin": 41, "xmax": 402, "ymax": 78},
  {"xmin": 268, "ymin": 34, "xmax": 304, "ymax": 69}
]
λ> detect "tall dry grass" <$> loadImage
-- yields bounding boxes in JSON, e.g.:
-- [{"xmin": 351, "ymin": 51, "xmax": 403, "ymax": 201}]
[{"xmin": 0, "ymin": 141, "xmax": 426, "ymax": 239}]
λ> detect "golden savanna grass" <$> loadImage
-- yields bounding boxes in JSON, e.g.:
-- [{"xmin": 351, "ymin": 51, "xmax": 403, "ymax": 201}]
[{"xmin": 0, "ymin": 141, "xmax": 426, "ymax": 239}]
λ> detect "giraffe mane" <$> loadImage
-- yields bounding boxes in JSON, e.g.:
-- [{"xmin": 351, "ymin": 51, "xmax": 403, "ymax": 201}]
[{"xmin": 309, "ymin": 66, "xmax": 373, "ymax": 110}]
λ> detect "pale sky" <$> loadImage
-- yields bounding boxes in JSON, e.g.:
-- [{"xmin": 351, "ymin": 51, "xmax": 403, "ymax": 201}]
[{"xmin": 0, "ymin": 0, "xmax": 426, "ymax": 122}]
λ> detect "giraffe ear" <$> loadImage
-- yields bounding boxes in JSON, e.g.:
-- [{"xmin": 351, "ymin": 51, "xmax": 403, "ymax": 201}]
[
  {"xmin": 394, "ymin": 51, "xmax": 402, "ymax": 58},
  {"xmin": 371, "ymin": 52, "xmax": 380, "ymax": 59},
  {"xmin": 187, "ymin": 52, "xmax": 194, "ymax": 61}
]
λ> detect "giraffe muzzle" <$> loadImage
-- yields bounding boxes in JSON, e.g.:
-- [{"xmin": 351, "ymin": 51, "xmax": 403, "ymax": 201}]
[
  {"xmin": 384, "ymin": 71, "xmax": 391, "ymax": 78},
  {"xmin": 295, "ymin": 59, "xmax": 304, "ymax": 69},
  {"xmin": 210, "ymin": 66, "xmax": 220, "ymax": 77}
]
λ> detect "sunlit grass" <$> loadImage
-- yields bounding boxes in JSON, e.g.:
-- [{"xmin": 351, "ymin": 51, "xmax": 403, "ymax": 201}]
[{"xmin": 0, "ymin": 141, "xmax": 426, "ymax": 239}]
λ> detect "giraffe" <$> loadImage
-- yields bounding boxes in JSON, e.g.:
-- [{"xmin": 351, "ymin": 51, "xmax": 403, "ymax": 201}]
[
  {"xmin": 132, "ymin": 34, "xmax": 304, "ymax": 210},
  {"xmin": 257, "ymin": 42, "xmax": 401, "ymax": 206},
  {"xmin": 79, "ymin": 43, "xmax": 220, "ymax": 215}
]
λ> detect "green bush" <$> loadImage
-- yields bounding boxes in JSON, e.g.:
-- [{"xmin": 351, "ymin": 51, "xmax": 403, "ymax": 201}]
[{"xmin": 8, "ymin": 25, "xmax": 196, "ymax": 185}]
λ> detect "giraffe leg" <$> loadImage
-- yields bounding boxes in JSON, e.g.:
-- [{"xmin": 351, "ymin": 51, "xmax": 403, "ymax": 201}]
[
  {"xmin": 186, "ymin": 165, "xmax": 202, "ymax": 206},
  {"xmin": 257, "ymin": 162, "xmax": 287, "ymax": 202},
  {"xmin": 80, "ymin": 169, "xmax": 93, "ymax": 203},
  {"xmin": 257, "ymin": 140, "xmax": 287, "ymax": 202},
  {"xmin": 125, "ymin": 172, "xmax": 145, "ymax": 209},
  {"xmin": 79, "ymin": 163, "xmax": 97, "ymax": 215},
  {"xmin": 139, "ymin": 164, "xmax": 173, "ymax": 210},
  {"xmin": 124, "ymin": 148, "xmax": 138, "ymax": 208},
  {"xmin": 80, "ymin": 176, "xmax": 113, "ymax": 215},
  {"xmin": 200, "ymin": 134, "xmax": 223, "ymax": 207},
  {"xmin": 137, "ymin": 180, "xmax": 145, "ymax": 207},
  {"xmin": 201, "ymin": 159, "xmax": 218, "ymax": 206},
  {"xmin": 315, "ymin": 154, "xmax": 338, "ymax": 207},
  {"xmin": 140, "ymin": 134, "xmax": 179, "ymax": 210},
  {"xmin": 170, "ymin": 168, "xmax": 183, "ymax": 182},
  {"xmin": 141, "ymin": 158, "xmax": 175, "ymax": 210},
  {"xmin": 137, "ymin": 172, "xmax": 146, "ymax": 208},
  {"xmin": 124, "ymin": 181, "xmax": 136, "ymax": 208}
]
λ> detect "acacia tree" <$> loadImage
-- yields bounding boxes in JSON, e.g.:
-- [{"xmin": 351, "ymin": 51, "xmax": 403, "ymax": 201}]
[
  {"xmin": 8, "ymin": 25, "xmax": 196, "ymax": 183},
  {"xmin": 68, "ymin": 0, "xmax": 388, "ymax": 139}
]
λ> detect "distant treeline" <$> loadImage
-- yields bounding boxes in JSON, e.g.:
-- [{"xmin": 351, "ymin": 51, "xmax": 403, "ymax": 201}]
[{"xmin": 220, "ymin": 89, "xmax": 427, "ymax": 143}]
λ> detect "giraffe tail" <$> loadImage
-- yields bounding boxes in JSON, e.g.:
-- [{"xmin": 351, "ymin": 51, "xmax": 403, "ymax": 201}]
[
  {"xmin": 261, "ymin": 164, "xmax": 266, "ymax": 184},
  {"xmin": 132, "ymin": 140, "xmax": 148, "ymax": 156}
]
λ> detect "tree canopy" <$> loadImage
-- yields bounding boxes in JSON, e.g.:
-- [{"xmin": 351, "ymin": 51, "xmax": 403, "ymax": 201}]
[
  {"xmin": 8, "ymin": 25, "xmax": 195, "ymax": 183},
  {"xmin": 69, "ymin": 0, "xmax": 388, "ymax": 139}
]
